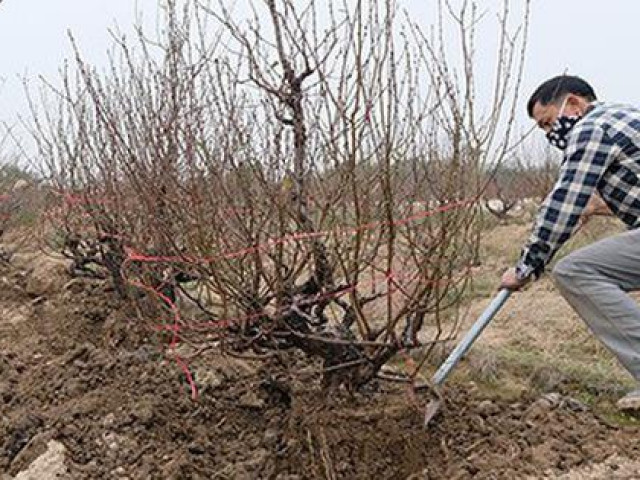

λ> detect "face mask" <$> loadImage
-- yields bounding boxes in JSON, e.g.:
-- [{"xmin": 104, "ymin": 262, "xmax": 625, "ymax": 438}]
[{"xmin": 546, "ymin": 97, "xmax": 581, "ymax": 150}]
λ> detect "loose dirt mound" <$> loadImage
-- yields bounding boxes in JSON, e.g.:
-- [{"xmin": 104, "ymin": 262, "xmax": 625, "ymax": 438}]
[
  {"xmin": 544, "ymin": 454, "xmax": 640, "ymax": 480},
  {"xmin": 1, "ymin": 257, "xmax": 639, "ymax": 479}
]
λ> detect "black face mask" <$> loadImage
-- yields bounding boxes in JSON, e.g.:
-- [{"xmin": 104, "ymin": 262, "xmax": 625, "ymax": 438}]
[{"xmin": 545, "ymin": 99, "xmax": 581, "ymax": 150}]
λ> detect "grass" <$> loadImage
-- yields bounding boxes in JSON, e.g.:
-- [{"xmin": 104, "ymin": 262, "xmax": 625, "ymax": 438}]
[
  {"xmin": 453, "ymin": 344, "xmax": 637, "ymax": 423},
  {"xmin": 551, "ymin": 216, "xmax": 624, "ymax": 263},
  {"xmin": 466, "ymin": 274, "xmax": 496, "ymax": 300},
  {"xmin": 598, "ymin": 408, "xmax": 640, "ymax": 427},
  {"xmin": 421, "ymin": 214, "xmax": 640, "ymax": 425}
]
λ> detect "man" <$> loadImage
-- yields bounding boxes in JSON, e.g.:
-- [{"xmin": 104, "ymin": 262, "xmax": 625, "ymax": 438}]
[{"xmin": 501, "ymin": 75, "xmax": 640, "ymax": 411}]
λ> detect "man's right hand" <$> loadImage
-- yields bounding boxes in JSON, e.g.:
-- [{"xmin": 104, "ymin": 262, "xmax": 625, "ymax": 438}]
[{"xmin": 500, "ymin": 267, "xmax": 529, "ymax": 291}]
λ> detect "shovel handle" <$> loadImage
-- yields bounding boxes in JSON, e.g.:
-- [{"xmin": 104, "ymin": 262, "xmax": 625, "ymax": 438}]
[{"xmin": 431, "ymin": 288, "xmax": 511, "ymax": 387}]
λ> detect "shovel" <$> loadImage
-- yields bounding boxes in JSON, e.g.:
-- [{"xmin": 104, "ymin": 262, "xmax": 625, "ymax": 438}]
[{"xmin": 424, "ymin": 288, "xmax": 512, "ymax": 426}]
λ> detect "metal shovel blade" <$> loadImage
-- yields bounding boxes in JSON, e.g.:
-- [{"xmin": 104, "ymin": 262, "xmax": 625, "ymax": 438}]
[
  {"xmin": 424, "ymin": 288, "xmax": 511, "ymax": 427},
  {"xmin": 423, "ymin": 398, "xmax": 443, "ymax": 426}
]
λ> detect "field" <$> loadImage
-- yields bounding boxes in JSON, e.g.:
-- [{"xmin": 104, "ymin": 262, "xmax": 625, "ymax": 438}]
[
  {"xmin": 2, "ymin": 0, "xmax": 639, "ymax": 478},
  {"xmin": 1, "ymin": 214, "xmax": 640, "ymax": 480}
]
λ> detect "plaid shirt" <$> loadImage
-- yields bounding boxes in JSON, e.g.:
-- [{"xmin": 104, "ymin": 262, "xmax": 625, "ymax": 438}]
[{"xmin": 517, "ymin": 102, "xmax": 640, "ymax": 278}]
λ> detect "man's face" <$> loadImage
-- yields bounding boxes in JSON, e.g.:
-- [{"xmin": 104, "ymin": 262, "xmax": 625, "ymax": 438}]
[{"xmin": 531, "ymin": 94, "xmax": 583, "ymax": 133}]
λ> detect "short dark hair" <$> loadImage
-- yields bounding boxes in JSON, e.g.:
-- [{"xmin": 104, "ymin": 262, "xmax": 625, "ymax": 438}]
[{"xmin": 526, "ymin": 75, "xmax": 597, "ymax": 117}]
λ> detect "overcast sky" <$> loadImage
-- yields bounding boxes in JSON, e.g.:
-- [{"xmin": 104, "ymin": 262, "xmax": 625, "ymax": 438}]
[{"xmin": 1, "ymin": 1, "xmax": 639, "ymax": 154}]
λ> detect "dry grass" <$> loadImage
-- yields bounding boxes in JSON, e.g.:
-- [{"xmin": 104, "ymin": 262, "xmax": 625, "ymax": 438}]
[{"xmin": 426, "ymin": 215, "xmax": 638, "ymax": 421}]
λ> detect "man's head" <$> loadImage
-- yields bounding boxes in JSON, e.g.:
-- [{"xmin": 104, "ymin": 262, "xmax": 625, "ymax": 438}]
[{"xmin": 527, "ymin": 75, "xmax": 597, "ymax": 134}]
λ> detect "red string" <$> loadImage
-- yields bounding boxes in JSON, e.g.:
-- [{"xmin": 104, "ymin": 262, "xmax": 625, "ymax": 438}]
[
  {"xmin": 46, "ymin": 190, "xmax": 477, "ymax": 401},
  {"xmin": 174, "ymin": 355, "xmax": 198, "ymax": 401},
  {"xmin": 124, "ymin": 199, "xmax": 474, "ymax": 266}
]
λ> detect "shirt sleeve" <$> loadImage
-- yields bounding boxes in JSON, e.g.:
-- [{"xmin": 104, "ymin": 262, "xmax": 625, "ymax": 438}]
[{"xmin": 516, "ymin": 121, "xmax": 619, "ymax": 278}]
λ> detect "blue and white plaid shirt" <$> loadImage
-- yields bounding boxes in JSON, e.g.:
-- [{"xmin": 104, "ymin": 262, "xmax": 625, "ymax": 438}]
[{"xmin": 517, "ymin": 102, "xmax": 640, "ymax": 278}]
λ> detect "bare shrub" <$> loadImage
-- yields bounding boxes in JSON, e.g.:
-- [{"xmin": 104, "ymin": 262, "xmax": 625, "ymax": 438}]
[
  {"xmin": 0, "ymin": 129, "xmax": 43, "ymax": 261},
  {"xmin": 483, "ymin": 143, "xmax": 560, "ymax": 220},
  {"xmin": 29, "ymin": 0, "xmax": 530, "ymax": 393}
]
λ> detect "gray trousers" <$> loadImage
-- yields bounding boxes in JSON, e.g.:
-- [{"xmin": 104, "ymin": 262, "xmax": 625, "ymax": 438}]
[{"xmin": 552, "ymin": 227, "xmax": 640, "ymax": 382}]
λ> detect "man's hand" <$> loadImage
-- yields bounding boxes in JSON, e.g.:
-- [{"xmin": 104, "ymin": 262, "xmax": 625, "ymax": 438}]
[
  {"xmin": 500, "ymin": 267, "xmax": 529, "ymax": 291},
  {"xmin": 584, "ymin": 194, "xmax": 612, "ymax": 219},
  {"xmin": 578, "ymin": 194, "xmax": 611, "ymax": 229}
]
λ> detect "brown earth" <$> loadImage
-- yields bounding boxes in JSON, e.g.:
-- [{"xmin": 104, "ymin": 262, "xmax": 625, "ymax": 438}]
[{"xmin": 1, "ymin": 250, "xmax": 640, "ymax": 479}]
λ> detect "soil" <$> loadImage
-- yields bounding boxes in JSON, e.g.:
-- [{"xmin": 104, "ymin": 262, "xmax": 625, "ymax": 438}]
[{"xmin": 1, "ymin": 252, "xmax": 639, "ymax": 479}]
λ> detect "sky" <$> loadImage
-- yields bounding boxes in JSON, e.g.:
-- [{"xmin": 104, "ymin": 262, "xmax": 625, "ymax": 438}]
[{"xmin": 1, "ymin": 0, "xmax": 640, "ymax": 156}]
